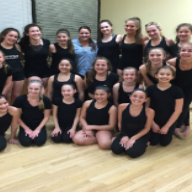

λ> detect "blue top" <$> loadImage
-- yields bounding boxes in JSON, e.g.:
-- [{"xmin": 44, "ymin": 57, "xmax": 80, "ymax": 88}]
[{"xmin": 72, "ymin": 38, "xmax": 98, "ymax": 76}]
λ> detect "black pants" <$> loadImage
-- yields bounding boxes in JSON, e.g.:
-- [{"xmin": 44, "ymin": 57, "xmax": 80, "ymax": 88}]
[
  {"xmin": 150, "ymin": 123, "xmax": 176, "ymax": 146},
  {"xmin": 52, "ymin": 126, "xmax": 72, "ymax": 143},
  {"xmin": 0, "ymin": 135, "xmax": 7, "ymax": 152},
  {"xmin": 19, "ymin": 127, "xmax": 47, "ymax": 147},
  {"xmin": 111, "ymin": 133, "xmax": 148, "ymax": 158},
  {"xmin": 177, "ymin": 88, "xmax": 192, "ymax": 128}
]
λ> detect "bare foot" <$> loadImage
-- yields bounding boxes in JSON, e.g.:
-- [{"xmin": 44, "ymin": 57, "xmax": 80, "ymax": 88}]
[
  {"xmin": 181, "ymin": 126, "xmax": 191, "ymax": 137},
  {"xmin": 174, "ymin": 128, "xmax": 185, "ymax": 140}
]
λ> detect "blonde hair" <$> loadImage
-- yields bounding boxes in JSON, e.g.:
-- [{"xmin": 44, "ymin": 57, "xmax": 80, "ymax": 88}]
[
  {"xmin": 28, "ymin": 80, "xmax": 44, "ymax": 110},
  {"xmin": 145, "ymin": 22, "xmax": 164, "ymax": 37},
  {"xmin": 0, "ymin": 50, "xmax": 9, "ymax": 74}
]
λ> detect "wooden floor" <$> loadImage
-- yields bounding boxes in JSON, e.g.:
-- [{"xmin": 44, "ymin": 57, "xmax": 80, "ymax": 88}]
[{"xmin": 1, "ymin": 117, "xmax": 192, "ymax": 192}]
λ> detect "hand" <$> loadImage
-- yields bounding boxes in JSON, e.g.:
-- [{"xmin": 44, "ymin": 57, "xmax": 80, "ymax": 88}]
[
  {"xmin": 126, "ymin": 138, "xmax": 136, "ymax": 150},
  {"xmin": 82, "ymin": 125, "xmax": 92, "ymax": 131},
  {"xmin": 67, "ymin": 128, "xmax": 76, "ymax": 138},
  {"xmin": 120, "ymin": 136, "xmax": 129, "ymax": 148},
  {"xmin": 25, "ymin": 129, "xmax": 33, "ymax": 138},
  {"xmin": 9, "ymin": 138, "xmax": 19, "ymax": 145},
  {"xmin": 160, "ymin": 126, "xmax": 169, "ymax": 134},
  {"xmin": 152, "ymin": 122, "xmax": 160, "ymax": 133},
  {"xmin": 51, "ymin": 127, "xmax": 62, "ymax": 137},
  {"xmin": 31, "ymin": 130, "xmax": 40, "ymax": 139},
  {"xmin": 85, "ymin": 131, "xmax": 95, "ymax": 138}
]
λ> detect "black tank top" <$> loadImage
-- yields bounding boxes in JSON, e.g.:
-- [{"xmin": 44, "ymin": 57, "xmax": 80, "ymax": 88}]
[
  {"xmin": 86, "ymin": 100, "xmax": 112, "ymax": 125},
  {"xmin": 51, "ymin": 43, "xmax": 75, "ymax": 75},
  {"xmin": 144, "ymin": 37, "xmax": 170, "ymax": 61},
  {"xmin": 173, "ymin": 57, "xmax": 192, "ymax": 89},
  {"xmin": 119, "ymin": 35, "xmax": 143, "ymax": 70},
  {"xmin": 146, "ymin": 62, "xmax": 166, "ymax": 84},
  {"xmin": 53, "ymin": 73, "xmax": 77, "ymax": 100},
  {"xmin": 0, "ymin": 112, "xmax": 12, "ymax": 136},
  {"xmin": 170, "ymin": 43, "xmax": 179, "ymax": 57},
  {"xmin": 121, "ymin": 104, "xmax": 147, "ymax": 137},
  {"xmin": 0, "ymin": 44, "xmax": 23, "ymax": 73},
  {"xmin": 118, "ymin": 82, "xmax": 139, "ymax": 104},
  {"xmin": 97, "ymin": 35, "xmax": 120, "ymax": 73}
]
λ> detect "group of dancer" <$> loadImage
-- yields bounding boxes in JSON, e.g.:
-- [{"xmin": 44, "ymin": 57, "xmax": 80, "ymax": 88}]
[{"xmin": 0, "ymin": 17, "xmax": 192, "ymax": 158}]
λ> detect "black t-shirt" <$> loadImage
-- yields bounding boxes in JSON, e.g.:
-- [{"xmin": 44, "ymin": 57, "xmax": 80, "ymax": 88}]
[
  {"xmin": 0, "ymin": 65, "xmax": 12, "ymax": 93},
  {"xmin": 13, "ymin": 95, "xmax": 52, "ymax": 129},
  {"xmin": 53, "ymin": 98, "xmax": 82, "ymax": 128},
  {"xmin": 88, "ymin": 72, "xmax": 119, "ymax": 94},
  {"xmin": 147, "ymin": 84, "xmax": 184, "ymax": 126}
]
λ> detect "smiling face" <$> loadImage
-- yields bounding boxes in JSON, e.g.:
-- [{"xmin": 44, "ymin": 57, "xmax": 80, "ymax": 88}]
[
  {"xmin": 177, "ymin": 26, "xmax": 192, "ymax": 42},
  {"xmin": 79, "ymin": 29, "xmax": 91, "ymax": 42},
  {"xmin": 0, "ymin": 98, "xmax": 9, "ymax": 113},
  {"xmin": 123, "ymin": 69, "xmax": 137, "ymax": 82},
  {"xmin": 146, "ymin": 25, "xmax": 161, "ymax": 39},
  {"xmin": 94, "ymin": 89, "xmax": 109, "ymax": 103},
  {"xmin": 130, "ymin": 90, "xmax": 147, "ymax": 105},
  {"xmin": 100, "ymin": 22, "xmax": 113, "ymax": 35},
  {"xmin": 61, "ymin": 84, "xmax": 76, "ymax": 99},
  {"xmin": 57, "ymin": 32, "xmax": 70, "ymax": 45},
  {"xmin": 3, "ymin": 31, "xmax": 19, "ymax": 45},
  {"xmin": 58, "ymin": 59, "xmax": 72, "ymax": 73},
  {"xmin": 180, "ymin": 44, "xmax": 192, "ymax": 60},
  {"xmin": 155, "ymin": 68, "xmax": 174, "ymax": 83},
  {"xmin": 94, "ymin": 59, "xmax": 108, "ymax": 74},
  {"xmin": 28, "ymin": 83, "xmax": 41, "ymax": 97},
  {"xmin": 124, "ymin": 21, "xmax": 139, "ymax": 34},
  {"xmin": 27, "ymin": 26, "xmax": 41, "ymax": 40},
  {"xmin": 148, "ymin": 49, "xmax": 165, "ymax": 65}
]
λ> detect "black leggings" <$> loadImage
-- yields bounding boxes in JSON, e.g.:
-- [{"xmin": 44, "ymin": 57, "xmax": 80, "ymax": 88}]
[
  {"xmin": 177, "ymin": 88, "xmax": 192, "ymax": 128},
  {"xmin": 0, "ymin": 135, "xmax": 7, "ymax": 152},
  {"xmin": 111, "ymin": 133, "xmax": 148, "ymax": 158},
  {"xmin": 150, "ymin": 123, "xmax": 176, "ymax": 146},
  {"xmin": 52, "ymin": 126, "xmax": 72, "ymax": 143},
  {"xmin": 19, "ymin": 127, "xmax": 47, "ymax": 147}
]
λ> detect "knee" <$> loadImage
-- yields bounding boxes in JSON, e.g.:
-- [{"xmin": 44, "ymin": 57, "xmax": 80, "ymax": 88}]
[
  {"xmin": 111, "ymin": 143, "xmax": 123, "ymax": 155},
  {"xmin": 160, "ymin": 139, "xmax": 172, "ymax": 147},
  {"xmin": 20, "ymin": 139, "xmax": 32, "ymax": 147},
  {"xmin": 98, "ymin": 140, "xmax": 111, "ymax": 149},
  {"xmin": 72, "ymin": 134, "xmax": 84, "ymax": 145},
  {"xmin": 126, "ymin": 148, "xmax": 146, "ymax": 158},
  {"xmin": 34, "ymin": 138, "xmax": 46, "ymax": 146},
  {"xmin": 62, "ymin": 133, "xmax": 72, "ymax": 143},
  {"xmin": 0, "ymin": 137, "xmax": 7, "ymax": 152},
  {"xmin": 52, "ymin": 135, "xmax": 61, "ymax": 143}
]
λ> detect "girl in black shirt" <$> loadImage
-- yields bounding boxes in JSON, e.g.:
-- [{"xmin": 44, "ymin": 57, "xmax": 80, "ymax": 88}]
[
  {"xmin": 146, "ymin": 66, "xmax": 184, "ymax": 146},
  {"xmin": 52, "ymin": 84, "xmax": 82, "ymax": 143},
  {"xmin": 19, "ymin": 24, "xmax": 50, "ymax": 88},
  {"xmin": 0, "ymin": 95, "xmax": 19, "ymax": 152},
  {"xmin": 113, "ymin": 67, "xmax": 143, "ymax": 107},
  {"xmin": 13, "ymin": 80, "xmax": 51, "ymax": 147},
  {"xmin": 0, "ymin": 28, "xmax": 24, "ymax": 103},
  {"xmin": 49, "ymin": 29, "xmax": 75, "ymax": 75},
  {"xmin": 73, "ymin": 86, "xmax": 117, "ymax": 149}
]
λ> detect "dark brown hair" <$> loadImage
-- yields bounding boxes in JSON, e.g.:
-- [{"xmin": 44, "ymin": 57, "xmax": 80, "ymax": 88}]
[
  {"xmin": 0, "ymin": 28, "xmax": 20, "ymax": 43},
  {"xmin": 123, "ymin": 67, "xmax": 138, "ymax": 76},
  {"xmin": 156, "ymin": 65, "xmax": 176, "ymax": 77}
]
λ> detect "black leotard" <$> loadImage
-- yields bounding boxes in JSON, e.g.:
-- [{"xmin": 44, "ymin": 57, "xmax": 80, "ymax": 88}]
[
  {"xmin": 121, "ymin": 104, "xmax": 147, "ymax": 137},
  {"xmin": 51, "ymin": 43, "xmax": 75, "ymax": 75},
  {"xmin": 118, "ymin": 82, "xmax": 139, "ymax": 104},
  {"xmin": 170, "ymin": 44, "xmax": 179, "ymax": 57},
  {"xmin": 118, "ymin": 35, "xmax": 143, "ymax": 70},
  {"xmin": 0, "ymin": 65, "xmax": 12, "ymax": 93},
  {"xmin": 86, "ymin": 100, "xmax": 112, "ymax": 125},
  {"xmin": 0, "ymin": 44, "xmax": 24, "ymax": 81},
  {"xmin": 0, "ymin": 112, "xmax": 12, "ymax": 136},
  {"xmin": 97, "ymin": 35, "xmax": 120, "ymax": 73},
  {"xmin": 23, "ymin": 39, "xmax": 50, "ymax": 78}
]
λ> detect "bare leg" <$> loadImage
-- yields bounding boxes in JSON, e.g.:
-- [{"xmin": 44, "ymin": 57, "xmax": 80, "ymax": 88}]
[
  {"xmin": 73, "ymin": 130, "xmax": 97, "ymax": 145},
  {"xmin": 41, "ymin": 77, "xmax": 49, "ymax": 89},
  {"xmin": 11, "ymin": 80, "xmax": 24, "ymax": 103},
  {"xmin": 6, "ymin": 82, "xmax": 13, "ymax": 104},
  {"xmin": 96, "ymin": 130, "xmax": 113, "ymax": 149}
]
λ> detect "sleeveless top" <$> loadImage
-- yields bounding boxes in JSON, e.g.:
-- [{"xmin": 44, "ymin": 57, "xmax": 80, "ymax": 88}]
[
  {"xmin": 146, "ymin": 62, "xmax": 166, "ymax": 84},
  {"xmin": 97, "ymin": 35, "xmax": 120, "ymax": 73},
  {"xmin": 144, "ymin": 37, "xmax": 171, "ymax": 61},
  {"xmin": 121, "ymin": 104, "xmax": 147, "ymax": 137},
  {"xmin": 170, "ymin": 43, "xmax": 179, "ymax": 57},
  {"xmin": 53, "ymin": 73, "xmax": 77, "ymax": 100},
  {"xmin": 173, "ymin": 57, "xmax": 192, "ymax": 89},
  {"xmin": 119, "ymin": 35, "xmax": 143, "ymax": 70},
  {"xmin": 0, "ymin": 112, "xmax": 12, "ymax": 136},
  {"xmin": 86, "ymin": 100, "xmax": 112, "ymax": 125},
  {"xmin": 0, "ymin": 44, "xmax": 23, "ymax": 73},
  {"xmin": 118, "ymin": 82, "xmax": 139, "ymax": 104},
  {"xmin": 51, "ymin": 43, "xmax": 75, "ymax": 75}
]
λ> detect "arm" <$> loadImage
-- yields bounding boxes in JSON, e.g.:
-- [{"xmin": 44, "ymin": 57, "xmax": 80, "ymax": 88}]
[
  {"xmin": 49, "ymin": 44, "xmax": 55, "ymax": 57},
  {"xmin": 166, "ymin": 38, "xmax": 175, "ymax": 47},
  {"xmin": 52, "ymin": 105, "xmax": 62, "ymax": 136},
  {"xmin": 116, "ymin": 34, "xmax": 123, "ymax": 44},
  {"xmin": 80, "ymin": 100, "xmax": 91, "ymax": 128},
  {"xmin": 2, "ymin": 76, "xmax": 13, "ymax": 96},
  {"xmin": 83, "ymin": 75, "xmax": 88, "ymax": 89},
  {"xmin": 46, "ymin": 76, "xmax": 54, "ymax": 101},
  {"xmin": 75, "ymin": 75, "xmax": 84, "ymax": 101},
  {"xmin": 118, "ymin": 104, "xmax": 128, "ymax": 132},
  {"xmin": 166, "ymin": 58, "xmax": 176, "ymax": 68},
  {"xmin": 139, "ymin": 64, "xmax": 153, "ymax": 87},
  {"xmin": 113, "ymin": 83, "xmax": 120, "ymax": 107}
]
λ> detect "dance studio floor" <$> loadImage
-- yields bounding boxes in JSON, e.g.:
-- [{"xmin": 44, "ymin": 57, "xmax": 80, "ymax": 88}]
[{"xmin": 1, "ymin": 117, "xmax": 192, "ymax": 192}]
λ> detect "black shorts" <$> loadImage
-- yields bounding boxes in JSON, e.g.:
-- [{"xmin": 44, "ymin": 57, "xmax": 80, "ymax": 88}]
[
  {"xmin": 12, "ymin": 70, "xmax": 25, "ymax": 81},
  {"xmin": 117, "ymin": 61, "xmax": 141, "ymax": 70},
  {"xmin": 24, "ymin": 68, "xmax": 50, "ymax": 79}
]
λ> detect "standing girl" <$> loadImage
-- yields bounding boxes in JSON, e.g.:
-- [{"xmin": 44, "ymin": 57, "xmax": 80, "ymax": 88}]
[
  {"xmin": 19, "ymin": 24, "xmax": 50, "ymax": 88},
  {"xmin": 144, "ymin": 22, "xmax": 174, "ymax": 61},
  {"xmin": 111, "ymin": 89, "xmax": 154, "ymax": 158},
  {"xmin": 0, "ymin": 28, "xmax": 25, "ymax": 102},
  {"xmin": 146, "ymin": 66, "xmax": 184, "ymax": 146},
  {"xmin": 49, "ymin": 29, "xmax": 75, "ymax": 75},
  {"xmin": 0, "ymin": 95, "xmax": 19, "ymax": 152},
  {"xmin": 139, "ymin": 48, "xmax": 166, "ymax": 86},
  {"xmin": 73, "ymin": 86, "xmax": 117, "ymax": 149},
  {"xmin": 85, "ymin": 57, "xmax": 119, "ymax": 99},
  {"xmin": 51, "ymin": 84, "xmax": 82, "ymax": 143},
  {"xmin": 0, "ymin": 51, "xmax": 12, "ymax": 98},
  {"xmin": 47, "ymin": 58, "xmax": 84, "ymax": 102},
  {"xmin": 113, "ymin": 67, "xmax": 143, "ymax": 107},
  {"xmin": 117, "ymin": 17, "xmax": 148, "ymax": 77},
  {"xmin": 13, "ymin": 80, "xmax": 51, "ymax": 147},
  {"xmin": 167, "ymin": 43, "xmax": 192, "ymax": 137},
  {"xmin": 97, "ymin": 20, "xmax": 122, "ymax": 73},
  {"xmin": 170, "ymin": 23, "xmax": 192, "ymax": 57},
  {"xmin": 72, "ymin": 26, "xmax": 97, "ymax": 77}
]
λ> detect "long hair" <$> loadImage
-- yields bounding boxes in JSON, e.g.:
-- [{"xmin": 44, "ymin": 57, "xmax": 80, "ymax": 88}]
[
  {"xmin": 56, "ymin": 29, "xmax": 74, "ymax": 55},
  {"xmin": 86, "ymin": 57, "xmax": 112, "ymax": 86},
  {"xmin": 0, "ymin": 28, "xmax": 20, "ymax": 43},
  {"xmin": 125, "ymin": 17, "xmax": 142, "ymax": 44},
  {"xmin": 19, "ymin": 24, "xmax": 41, "ymax": 50},
  {"xmin": 0, "ymin": 50, "xmax": 9, "ymax": 74},
  {"xmin": 78, "ymin": 26, "xmax": 96, "ymax": 51},
  {"xmin": 145, "ymin": 22, "xmax": 165, "ymax": 38},
  {"xmin": 28, "ymin": 80, "xmax": 44, "ymax": 110},
  {"xmin": 175, "ymin": 23, "xmax": 192, "ymax": 43}
]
